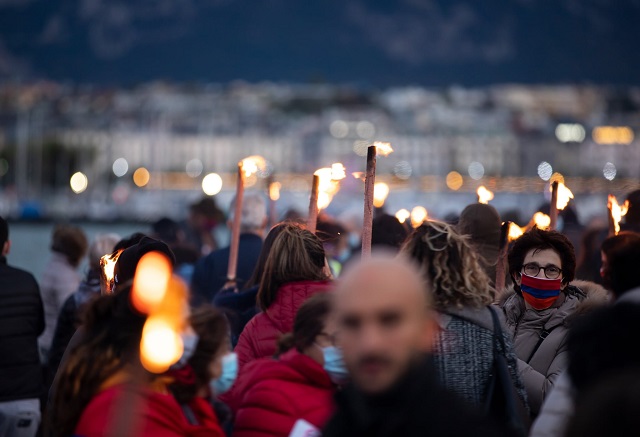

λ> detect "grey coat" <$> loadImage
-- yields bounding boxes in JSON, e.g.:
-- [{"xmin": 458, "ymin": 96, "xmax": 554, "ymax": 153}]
[
  {"xmin": 498, "ymin": 280, "xmax": 608, "ymax": 416},
  {"xmin": 433, "ymin": 306, "xmax": 528, "ymax": 410}
]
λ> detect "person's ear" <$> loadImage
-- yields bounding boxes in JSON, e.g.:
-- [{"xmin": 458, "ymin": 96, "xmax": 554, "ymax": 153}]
[
  {"xmin": 512, "ymin": 271, "xmax": 522, "ymax": 286},
  {"xmin": 2, "ymin": 240, "xmax": 10, "ymax": 256},
  {"xmin": 420, "ymin": 312, "xmax": 439, "ymax": 353}
]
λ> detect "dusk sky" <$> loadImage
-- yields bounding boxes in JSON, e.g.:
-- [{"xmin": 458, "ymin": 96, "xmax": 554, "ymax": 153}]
[{"xmin": 1, "ymin": 0, "xmax": 639, "ymax": 86}]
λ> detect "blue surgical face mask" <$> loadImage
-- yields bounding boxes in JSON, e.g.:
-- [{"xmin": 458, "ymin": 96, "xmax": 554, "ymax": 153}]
[
  {"xmin": 210, "ymin": 352, "xmax": 238, "ymax": 396},
  {"xmin": 173, "ymin": 332, "xmax": 199, "ymax": 369},
  {"xmin": 317, "ymin": 345, "xmax": 349, "ymax": 385}
]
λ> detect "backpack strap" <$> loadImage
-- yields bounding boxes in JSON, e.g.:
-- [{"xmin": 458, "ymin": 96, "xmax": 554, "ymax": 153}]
[{"xmin": 525, "ymin": 325, "xmax": 558, "ymax": 364}]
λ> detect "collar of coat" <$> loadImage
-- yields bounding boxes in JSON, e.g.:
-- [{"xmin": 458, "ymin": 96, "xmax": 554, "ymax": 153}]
[{"xmin": 498, "ymin": 280, "xmax": 609, "ymax": 330}]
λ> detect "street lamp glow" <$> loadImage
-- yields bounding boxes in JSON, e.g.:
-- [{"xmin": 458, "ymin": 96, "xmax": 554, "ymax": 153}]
[
  {"xmin": 112, "ymin": 158, "xmax": 129, "ymax": 177},
  {"xmin": 133, "ymin": 167, "xmax": 151, "ymax": 187},
  {"xmin": 202, "ymin": 173, "xmax": 223, "ymax": 196},
  {"xmin": 70, "ymin": 172, "xmax": 88, "ymax": 194}
]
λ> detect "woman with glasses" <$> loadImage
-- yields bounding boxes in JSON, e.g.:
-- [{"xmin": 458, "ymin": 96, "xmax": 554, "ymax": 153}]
[{"xmin": 498, "ymin": 226, "xmax": 607, "ymax": 418}]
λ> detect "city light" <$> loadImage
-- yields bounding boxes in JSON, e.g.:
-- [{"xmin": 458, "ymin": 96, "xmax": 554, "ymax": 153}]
[
  {"xmin": 133, "ymin": 167, "xmax": 150, "ymax": 187},
  {"xmin": 603, "ymin": 162, "xmax": 617, "ymax": 181},
  {"xmin": 70, "ymin": 172, "xmax": 88, "ymax": 194},
  {"xmin": 593, "ymin": 126, "xmax": 634, "ymax": 145},
  {"xmin": 186, "ymin": 159, "xmax": 204, "ymax": 178},
  {"xmin": 330, "ymin": 120, "xmax": 349, "ymax": 138},
  {"xmin": 468, "ymin": 162, "xmax": 485, "ymax": 180},
  {"xmin": 446, "ymin": 171, "xmax": 463, "ymax": 191},
  {"xmin": 395, "ymin": 208, "xmax": 410, "ymax": 224},
  {"xmin": 373, "ymin": 182, "xmax": 390, "ymax": 208},
  {"xmin": 202, "ymin": 173, "xmax": 223, "ymax": 196},
  {"xmin": 410, "ymin": 206, "xmax": 428, "ymax": 228},
  {"xmin": 112, "ymin": 158, "xmax": 129, "ymax": 177},
  {"xmin": 393, "ymin": 161, "xmax": 412, "ymax": 180},
  {"xmin": 269, "ymin": 181, "xmax": 281, "ymax": 201},
  {"xmin": 555, "ymin": 123, "xmax": 586, "ymax": 143},
  {"xmin": 356, "ymin": 121, "xmax": 375, "ymax": 139},
  {"xmin": 537, "ymin": 162, "xmax": 553, "ymax": 181}
]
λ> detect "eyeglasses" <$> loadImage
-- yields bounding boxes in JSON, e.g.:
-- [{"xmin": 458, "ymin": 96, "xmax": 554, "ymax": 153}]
[{"xmin": 522, "ymin": 263, "xmax": 562, "ymax": 279}]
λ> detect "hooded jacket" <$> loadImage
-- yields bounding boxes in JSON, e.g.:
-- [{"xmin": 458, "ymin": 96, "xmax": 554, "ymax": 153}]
[
  {"xmin": 498, "ymin": 280, "xmax": 607, "ymax": 415},
  {"xmin": 234, "ymin": 280, "xmax": 332, "ymax": 371},
  {"xmin": 232, "ymin": 349, "xmax": 335, "ymax": 437}
]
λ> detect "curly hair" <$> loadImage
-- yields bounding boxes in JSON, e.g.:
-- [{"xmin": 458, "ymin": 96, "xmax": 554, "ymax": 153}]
[{"xmin": 400, "ymin": 220, "xmax": 495, "ymax": 310}]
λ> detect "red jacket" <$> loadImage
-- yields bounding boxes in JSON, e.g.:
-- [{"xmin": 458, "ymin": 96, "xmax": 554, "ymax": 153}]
[
  {"xmin": 74, "ymin": 383, "xmax": 224, "ymax": 437},
  {"xmin": 234, "ymin": 280, "xmax": 332, "ymax": 371},
  {"xmin": 232, "ymin": 349, "xmax": 336, "ymax": 437}
]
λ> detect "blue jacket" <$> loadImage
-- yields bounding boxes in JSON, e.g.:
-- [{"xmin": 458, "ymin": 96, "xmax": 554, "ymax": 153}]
[
  {"xmin": 191, "ymin": 233, "xmax": 263, "ymax": 305},
  {"xmin": 213, "ymin": 285, "xmax": 259, "ymax": 346}
]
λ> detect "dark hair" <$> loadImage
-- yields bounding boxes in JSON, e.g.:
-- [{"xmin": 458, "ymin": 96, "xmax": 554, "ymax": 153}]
[
  {"xmin": 244, "ymin": 222, "xmax": 290, "ymax": 289},
  {"xmin": 113, "ymin": 233, "xmax": 147, "ymax": 253},
  {"xmin": 601, "ymin": 231, "xmax": 640, "ymax": 258},
  {"xmin": 51, "ymin": 225, "xmax": 88, "ymax": 267},
  {"xmin": 625, "ymin": 189, "xmax": 640, "ymax": 226},
  {"xmin": 277, "ymin": 293, "xmax": 332, "ymax": 355},
  {"xmin": 608, "ymin": 239, "xmax": 640, "ymax": 299},
  {"xmin": 0, "ymin": 216, "xmax": 7, "ymax": 248},
  {"xmin": 257, "ymin": 223, "xmax": 327, "ymax": 311},
  {"xmin": 316, "ymin": 219, "xmax": 346, "ymax": 244},
  {"xmin": 152, "ymin": 218, "xmax": 181, "ymax": 245},
  {"xmin": 51, "ymin": 285, "xmax": 147, "ymax": 436},
  {"xmin": 169, "ymin": 306, "xmax": 228, "ymax": 404},
  {"xmin": 508, "ymin": 226, "xmax": 576, "ymax": 290},
  {"xmin": 372, "ymin": 214, "xmax": 408, "ymax": 250}
]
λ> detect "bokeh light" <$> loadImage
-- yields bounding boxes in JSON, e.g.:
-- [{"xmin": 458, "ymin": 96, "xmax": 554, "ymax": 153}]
[
  {"xmin": 446, "ymin": 171, "xmax": 463, "ymax": 191},
  {"xmin": 468, "ymin": 162, "xmax": 485, "ymax": 180},
  {"xmin": 593, "ymin": 126, "xmax": 634, "ymax": 145},
  {"xmin": 555, "ymin": 123, "xmax": 586, "ymax": 143},
  {"xmin": 133, "ymin": 167, "xmax": 151, "ymax": 187},
  {"xmin": 330, "ymin": 120, "xmax": 349, "ymax": 138},
  {"xmin": 603, "ymin": 162, "xmax": 617, "ymax": 181},
  {"xmin": 131, "ymin": 251, "xmax": 172, "ymax": 313},
  {"xmin": 395, "ymin": 208, "xmax": 410, "ymax": 224},
  {"xmin": 186, "ymin": 159, "xmax": 204, "ymax": 178},
  {"xmin": 112, "ymin": 158, "xmax": 129, "ymax": 177},
  {"xmin": 70, "ymin": 172, "xmax": 88, "ymax": 194},
  {"xmin": 410, "ymin": 206, "xmax": 428, "ymax": 228},
  {"xmin": 356, "ymin": 121, "xmax": 375, "ymax": 139},
  {"xmin": 202, "ymin": 173, "xmax": 223, "ymax": 196},
  {"xmin": 373, "ymin": 182, "xmax": 390, "ymax": 208},
  {"xmin": 140, "ymin": 317, "xmax": 183, "ymax": 374},
  {"xmin": 393, "ymin": 161, "xmax": 412, "ymax": 180},
  {"xmin": 537, "ymin": 162, "xmax": 553, "ymax": 181}
]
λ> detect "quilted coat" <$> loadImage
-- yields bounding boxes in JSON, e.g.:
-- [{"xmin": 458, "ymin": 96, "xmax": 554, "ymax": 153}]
[{"xmin": 232, "ymin": 349, "xmax": 335, "ymax": 437}]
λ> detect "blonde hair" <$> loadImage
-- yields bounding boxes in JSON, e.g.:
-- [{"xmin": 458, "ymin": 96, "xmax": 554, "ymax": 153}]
[
  {"xmin": 400, "ymin": 220, "xmax": 494, "ymax": 310},
  {"xmin": 257, "ymin": 222, "xmax": 328, "ymax": 311}
]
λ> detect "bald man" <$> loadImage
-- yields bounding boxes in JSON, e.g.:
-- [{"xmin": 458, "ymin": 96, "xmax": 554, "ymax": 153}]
[{"xmin": 324, "ymin": 256, "xmax": 512, "ymax": 437}]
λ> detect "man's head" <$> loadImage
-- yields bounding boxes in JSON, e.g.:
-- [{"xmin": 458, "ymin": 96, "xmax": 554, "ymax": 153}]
[
  {"xmin": 0, "ymin": 216, "xmax": 9, "ymax": 256},
  {"xmin": 51, "ymin": 225, "xmax": 88, "ymax": 268},
  {"xmin": 333, "ymin": 256, "xmax": 437, "ymax": 395},
  {"xmin": 228, "ymin": 192, "xmax": 267, "ymax": 236},
  {"xmin": 608, "ymin": 238, "xmax": 640, "ymax": 299},
  {"xmin": 600, "ymin": 232, "xmax": 640, "ymax": 291}
]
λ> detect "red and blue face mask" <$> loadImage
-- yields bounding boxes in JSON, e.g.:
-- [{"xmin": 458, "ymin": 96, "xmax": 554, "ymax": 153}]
[{"xmin": 520, "ymin": 273, "xmax": 562, "ymax": 310}]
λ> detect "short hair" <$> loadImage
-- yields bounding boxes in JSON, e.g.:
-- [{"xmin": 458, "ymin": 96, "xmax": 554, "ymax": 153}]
[
  {"xmin": 277, "ymin": 293, "xmax": 333, "ymax": 355},
  {"xmin": 229, "ymin": 192, "xmax": 267, "ymax": 233},
  {"xmin": 508, "ymin": 226, "xmax": 576, "ymax": 290},
  {"xmin": 257, "ymin": 222, "xmax": 327, "ymax": 311},
  {"xmin": 371, "ymin": 214, "xmax": 408, "ymax": 250},
  {"xmin": 608, "ymin": 240, "xmax": 640, "ymax": 298},
  {"xmin": 88, "ymin": 234, "xmax": 120, "ymax": 270},
  {"xmin": 51, "ymin": 225, "xmax": 89, "ymax": 267},
  {"xmin": 601, "ymin": 231, "xmax": 640, "ymax": 259},
  {"xmin": 0, "ymin": 216, "xmax": 8, "ymax": 247}
]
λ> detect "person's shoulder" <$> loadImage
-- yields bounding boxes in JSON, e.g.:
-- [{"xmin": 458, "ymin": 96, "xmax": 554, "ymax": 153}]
[{"xmin": 2, "ymin": 263, "xmax": 38, "ymax": 283}]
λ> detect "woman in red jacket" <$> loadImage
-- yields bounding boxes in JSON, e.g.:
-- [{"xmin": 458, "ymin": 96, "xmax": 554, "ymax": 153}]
[
  {"xmin": 233, "ymin": 293, "xmax": 345, "ymax": 437},
  {"xmin": 234, "ymin": 223, "xmax": 332, "ymax": 371}
]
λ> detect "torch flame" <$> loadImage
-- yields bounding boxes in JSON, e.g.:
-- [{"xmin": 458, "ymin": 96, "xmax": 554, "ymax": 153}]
[
  {"xmin": 608, "ymin": 194, "xmax": 630, "ymax": 235},
  {"xmin": 373, "ymin": 141, "xmax": 394, "ymax": 157},
  {"xmin": 352, "ymin": 172, "xmax": 366, "ymax": 181},
  {"xmin": 477, "ymin": 186, "xmax": 494, "ymax": 204},
  {"xmin": 552, "ymin": 182, "xmax": 574, "ymax": 211},
  {"xmin": 395, "ymin": 208, "xmax": 410, "ymax": 224},
  {"xmin": 507, "ymin": 222, "xmax": 525, "ymax": 242},
  {"xmin": 131, "ymin": 251, "xmax": 173, "ymax": 314},
  {"xmin": 533, "ymin": 212, "xmax": 551, "ymax": 230},
  {"xmin": 373, "ymin": 182, "xmax": 390, "ymax": 208},
  {"xmin": 140, "ymin": 316, "xmax": 184, "ymax": 374},
  {"xmin": 410, "ymin": 206, "xmax": 428, "ymax": 228},
  {"xmin": 269, "ymin": 181, "xmax": 281, "ymax": 201},
  {"xmin": 314, "ymin": 163, "xmax": 347, "ymax": 210},
  {"xmin": 100, "ymin": 249, "xmax": 124, "ymax": 294},
  {"xmin": 240, "ymin": 155, "xmax": 267, "ymax": 178}
]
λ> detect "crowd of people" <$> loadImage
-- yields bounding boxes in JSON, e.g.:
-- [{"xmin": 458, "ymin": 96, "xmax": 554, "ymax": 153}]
[{"xmin": 2, "ymin": 188, "xmax": 640, "ymax": 437}]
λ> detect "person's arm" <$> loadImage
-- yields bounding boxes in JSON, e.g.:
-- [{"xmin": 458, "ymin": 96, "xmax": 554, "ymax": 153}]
[
  {"xmin": 529, "ymin": 371, "xmax": 575, "ymax": 437},
  {"xmin": 517, "ymin": 350, "xmax": 567, "ymax": 415},
  {"xmin": 34, "ymin": 280, "xmax": 45, "ymax": 336},
  {"xmin": 48, "ymin": 296, "xmax": 78, "ymax": 377},
  {"xmin": 233, "ymin": 387, "xmax": 299, "ymax": 437}
]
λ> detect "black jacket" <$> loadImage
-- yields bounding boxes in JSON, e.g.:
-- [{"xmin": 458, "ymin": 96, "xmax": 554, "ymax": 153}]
[
  {"xmin": 323, "ymin": 358, "xmax": 514, "ymax": 437},
  {"xmin": 191, "ymin": 233, "xmax": 263, "ymax": 305},
  {"xmin": 213, "ymin": 285, "xmax": 259, "ymax": 346},
  {"xmin": 0, "ymin": 256, "xmax": 45, "ymax": 402}
]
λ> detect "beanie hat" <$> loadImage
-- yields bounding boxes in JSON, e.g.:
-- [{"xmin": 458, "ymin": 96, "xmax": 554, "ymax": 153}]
[{"xmin": 113, "ymin": 236, "xmax": 176, "ymax": 286}]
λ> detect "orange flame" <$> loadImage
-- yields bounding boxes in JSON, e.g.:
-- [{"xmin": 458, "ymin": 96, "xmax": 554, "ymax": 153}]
[
  {"xmin": 507, "ymin": 222, "xmax": 525, "ymax": 242},
  {"xmin": 314, "ymin": 163, "xmax": 347, "ymax": 210},
  {"xmin": 395, "ymin": 208, "xmax": 410, "ymax": 224},
  {"xmin": 131, "ymin": 252, "xmax": 173, "ymax": 314},
  {"xmin": 372, "ymin": 141, "xmax": 394, "ymax": 156},
  {"xmin": 352, "ymin": 172, "xmax": 365, "ymax": 181},
  {"xmin": 240, "ymin": 155, "xmax": 267, "ymax": 178},
  {"xmin": 269, "ymin": 181, "xmax": 281, "ymax": 201},
  {"xmin": 477, "ymin": 186, "xmax": 494, "ymax": 204},
  {"xmin": 608, "ymin": 194, "xmax": 630, "ymax": 235},
  {"xmin": 373, "ymin": 182, "xmax": 390, "ymax": 208},
  {"xmin": 551, "ymin": 182, "xmax": 574, "ymax": 210},
  {"xmin": 100, "ymin": 249, "xmax": 124, "ymax": 294},
  {"xmin": 533, "ymin": 212, "xmax": 551, "ymax": 229},
  {"xmin": 410, "ymin": 206, "xmax": 428, "ymax": 228}
]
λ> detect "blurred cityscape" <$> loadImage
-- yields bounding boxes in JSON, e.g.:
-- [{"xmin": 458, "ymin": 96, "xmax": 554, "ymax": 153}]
[{"xmin": 0, "ymin": 81, "xmax": 639, "ymax": 222}]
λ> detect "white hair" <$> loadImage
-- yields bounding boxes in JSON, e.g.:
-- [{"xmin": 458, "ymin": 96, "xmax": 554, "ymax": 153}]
[
  {"xmin": 89, "ymin": 233, "xmax": 121, "ymax": 269},
  {"xmin": 229, "ymin": 192, "xmax": 267, "ymax": 232}
]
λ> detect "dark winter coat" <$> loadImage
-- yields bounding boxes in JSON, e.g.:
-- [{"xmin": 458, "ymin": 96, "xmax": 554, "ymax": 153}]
[
  {"xmin": 191, "ymin": 234, "xmax": 263, "ymax": 305},
  {"xmin": 213, "ymin": 285, "xmax": 259, "ymax": 347},
  {"xmin": 232, "ymin": 349, "xmax": 335, "ymax": 437},
  {"xmin": 0, "ymin": 256, "xmax": 45, "ymax": 402},
  {"xmin": 498, "ymin": 280, "xmax": 608, "ymax": 415}
]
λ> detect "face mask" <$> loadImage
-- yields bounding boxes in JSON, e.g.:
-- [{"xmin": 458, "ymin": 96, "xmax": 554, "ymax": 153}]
[
  {"xmin": 520, "ymin": 273, "xmax": 562, "ymax": 310},
  {"xmin": 317, "ymin": 345, "xmax": 349, "ymax": 385},
  {"xmin": 173, "ymin": 332, "xmax": 199, "ymax": 369},
  {"xmin": 210, "ymin": 352, "xmax": 238, "ymax": 396}
]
